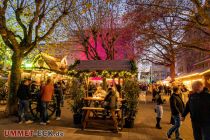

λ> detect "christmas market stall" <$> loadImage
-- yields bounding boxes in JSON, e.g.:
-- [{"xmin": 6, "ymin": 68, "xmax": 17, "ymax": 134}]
[
  {"xmin": 21, "ymin": 52, "xmax": 69, "ymax": 119},
  {"xmin": 68, "ymin": 60, "xmax": 140, "ymax": 131},
  {"xmin": 22, "ymin": 52, "xmax": 68, "ymax": 82}
]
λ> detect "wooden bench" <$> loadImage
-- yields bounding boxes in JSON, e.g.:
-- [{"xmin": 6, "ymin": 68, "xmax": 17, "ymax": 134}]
[
  {"xmin": 82, "ymin": 107, "xmax": 105, "ymax": 129},
  {"xmin": 82, "ymin": 107, "xmax": 122, "ymax": 130}
]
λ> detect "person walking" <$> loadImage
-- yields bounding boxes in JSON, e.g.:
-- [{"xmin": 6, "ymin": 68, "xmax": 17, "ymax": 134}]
[
  {"xmin": 167, "ymin": 86, "xmax": 185, "ymax": 140},
  {"xmin": 54, "ymin": 81, "xmax": 63, "ymax": 120},
  {"xmin": 152, "ymin": 85, "xmax": 159, "ymax": 102},
  {"xmin": 40, "ymin": 78, "xmax": 54, "ymax": 125},
  {"xmin": 61, "ymin": 80, "xmax": 66, "ymax": 107},
  {"xmin": 17, "ymin": 79, "xmax": 33, "ymax": 124},
  {"xmin": 154, "ymin": 88, "xmax": 164, "ymax": 129},
  {"xmin": 182, "ymin": 81, "xmax": 210, "ymax": 140}
]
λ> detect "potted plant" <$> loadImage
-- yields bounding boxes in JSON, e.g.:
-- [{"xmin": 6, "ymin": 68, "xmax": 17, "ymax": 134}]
[
  {"xmin": 71, "ymin": 100, "xmax": 83, "ymax": 124},
  {"xmin": 122, "ymin": 78, "xmax": 140, "ymax": 128},
  {"xmin": 69, "ymin": 78, "xmax": 85, "ymax": 124}
]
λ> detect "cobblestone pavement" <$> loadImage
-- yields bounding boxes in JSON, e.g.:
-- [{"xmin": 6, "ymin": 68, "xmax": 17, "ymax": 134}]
[{"xmin": 0, "ymin": 96, "xmax": 194, "ymax": 140}]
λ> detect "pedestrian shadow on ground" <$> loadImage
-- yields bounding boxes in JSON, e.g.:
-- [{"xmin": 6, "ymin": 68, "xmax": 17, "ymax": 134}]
[{"xmin": 74, "ymin": 129, "xmax": 122, "ymax": 137}]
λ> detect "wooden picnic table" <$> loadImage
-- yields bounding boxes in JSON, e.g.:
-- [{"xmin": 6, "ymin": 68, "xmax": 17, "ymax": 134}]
[
  {"xmin": 82, "ymin": 97, "xmax": 124, "ymax": 107},
  {"xmin": 82, "ymin": 97, "xmax": 104, "ymax": 107},
  {"xmin": 81, "ymin": 97, "xmax": 125, "ymax": 132}
]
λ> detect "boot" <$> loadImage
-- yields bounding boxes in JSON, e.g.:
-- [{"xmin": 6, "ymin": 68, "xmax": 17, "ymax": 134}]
[{"xmin": 156, "ymin": 117, "xmax": 162, "ymax": 129}]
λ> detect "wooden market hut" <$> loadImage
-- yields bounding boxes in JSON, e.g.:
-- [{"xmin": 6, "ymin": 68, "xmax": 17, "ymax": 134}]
[
  {"xmin": 69, "ymin": 60, "xmax": 135, "ymax": 97},
  {"xmin": 33, "ymin": 52, "xmax": 67, "ymax": 73},
  {"xmin": 69, "ymin": 60, "xmax": 139, "ymax": 129},
  {"xmin": 22, "ymin": 53, "xmax": 68, "ymax": 82}
]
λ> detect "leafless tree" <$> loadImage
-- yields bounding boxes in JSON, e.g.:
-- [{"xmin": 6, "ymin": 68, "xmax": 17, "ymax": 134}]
[
  {"xmin": 126, "ymin": 0, "xmax": 210, "ymax": 53},
  {"xmin": 64, "ymin": 0, "xmax": 125, "ymax": 60}
]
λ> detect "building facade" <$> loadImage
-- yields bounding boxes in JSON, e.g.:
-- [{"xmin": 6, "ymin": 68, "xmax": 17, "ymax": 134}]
[
  {"xmin": 151, "ymin": 64, "xmax": 170, "ymax": 82},
  {"xmin": 139, "ymin": 62, "xmax": 170, "ymax": 83},
  {"xmin": 175, "ymin": 28, "xmax": 210, "ymax": 90}
]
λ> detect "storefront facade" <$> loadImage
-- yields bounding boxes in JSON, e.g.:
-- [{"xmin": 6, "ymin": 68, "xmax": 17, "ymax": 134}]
[{"xmin": 175, "ymin": 69, "xmax": 210, "ymax": 90}]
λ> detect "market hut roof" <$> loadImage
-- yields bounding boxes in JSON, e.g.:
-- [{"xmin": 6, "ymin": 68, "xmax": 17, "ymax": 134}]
[
  {"xmin": 32, "ymin": 53, "xmax": 67, "ymax": 73},
  {"xmin": 41, "ymin": 53, "xmax": 60, "ymax": 71},
  {"xmin": 71, "ymin": 60, "xmax": 132, "ymax": 71}
]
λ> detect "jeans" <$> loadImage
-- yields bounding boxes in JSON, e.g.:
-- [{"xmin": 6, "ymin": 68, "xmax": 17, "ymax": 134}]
[
  {"xmin": 167, "ymin": 115, "xmax": 181, "ymax": 138},
  {"xmin": 56, "ymin": 98, "xmax": 61, "ymax": 117},
  {"xmin": 61, "ymin": 95, "xmax": 64, "ymax": 107},
  {"xmin": 192, "ymin": 122, "xmax": 210, "ymax": 140},
  {"xmin": 40, "ymin": 101, "xmax": 49, "ymax": 123},
  {"xmin": 18, "ymin": 100, "xmax": 32, "ymax": 121}
]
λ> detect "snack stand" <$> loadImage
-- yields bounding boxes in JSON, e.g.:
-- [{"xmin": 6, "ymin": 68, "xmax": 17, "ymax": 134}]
[{"xmin": 68, "ymin": 60, "xmax": 135, "ymax": 131}]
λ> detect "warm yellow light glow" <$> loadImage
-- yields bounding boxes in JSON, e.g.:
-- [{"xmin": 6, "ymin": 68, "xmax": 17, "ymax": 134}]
[
  {"xmin": 183, "ymin": 80, "xmax": 191, "ymax": 84},
  {"xmin": 182, "ymin": 79, "xmax": 203, "ymax": 91},
  {"xmin": 176, "ymin": 69, "xmax": 210, "ymax": 80},
  {"xmin": 163, "ymin": 80, "xmax": 169, "ymax": 86},
  {"xmin": 182, "ymin": 80, "xmax": 192, "ymax": 90},
  {"xmin": 175, "ymin": 73, "xmax": 199, "ymax": 80},
  {"xmin": 199, "ymin": 69, "xmax": 210, "ymax": 75},
  {"xmin": 36, "ymin": 74, "xmax": 42, "ymax": 77},
  {"xmin": 106, "ymin": 78, "xmax": 113, "ymax": 81},
  {"xmin": 191, "ymin": 79, "xmax": 203, "ymax": 82},
  {"xmin": 48, "ymin": 72, "xmax": 56, "ymax": 76},
  {"xmin": 24, "ymin": 63, "xmax": 32, "ymax": 68}
]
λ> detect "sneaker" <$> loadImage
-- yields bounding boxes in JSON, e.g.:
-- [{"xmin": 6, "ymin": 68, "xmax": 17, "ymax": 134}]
[
  {"xmin": 56, "ymin": 117, "xmax": 61, "ymax": 120},
  {"xmin": 40, "ymin": 122, "xmax": 47, "ymax": 125},
  {"xmin": 18, "ymin": 121, "xmax": 23, "ymax": 124},
  {"xmin": 46, "ymin": 120, "xmax": 50, "ymax": 123},
  {"xmin": 25, "ymin": 120, "xmax": 33, "ymax": 124}
]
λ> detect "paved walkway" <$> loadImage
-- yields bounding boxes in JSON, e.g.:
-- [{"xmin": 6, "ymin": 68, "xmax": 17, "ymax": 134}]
[{"xmin": 0, "ymin": 96, "xmax": 194, "ymax": 140}]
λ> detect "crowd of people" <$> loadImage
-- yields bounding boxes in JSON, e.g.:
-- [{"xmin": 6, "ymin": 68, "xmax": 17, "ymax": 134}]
[
  {"xmin": 16, "ymin": 78, "xmax": 122, "ymax": 130},
  {"xmin": 142, "ymin": 81, "xmax": 210, "ymax": 140},
  {"xmin": 15, "ymin": 77, "xmax": 210, "ymax": 139},
  {"xmin": 17, "ymin": 78, "xmax": 67, "ymax": 125}
]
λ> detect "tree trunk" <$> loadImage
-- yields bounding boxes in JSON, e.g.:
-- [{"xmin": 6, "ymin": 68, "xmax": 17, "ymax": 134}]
[
  {"xmin": 170, "ymin": 62, "xmax": 176, "ymax": 82},
  {"xmin": 6, "ymin": 52, "xmax": 23, "ymax": 115}
]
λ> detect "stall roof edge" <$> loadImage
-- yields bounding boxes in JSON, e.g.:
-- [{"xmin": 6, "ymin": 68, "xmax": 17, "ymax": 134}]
[{"xmin": 69, "ymin": 60, "xmax": 132, "ymax": 71}]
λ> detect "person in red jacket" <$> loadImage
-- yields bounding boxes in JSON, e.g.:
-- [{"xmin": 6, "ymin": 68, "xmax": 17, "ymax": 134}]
[{"xmin": 40, "ymin": 78, "xmax": 54, "ymax": 125}]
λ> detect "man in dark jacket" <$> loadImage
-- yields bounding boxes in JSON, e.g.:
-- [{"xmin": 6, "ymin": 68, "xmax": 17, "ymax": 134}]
[
  {"xmin": 182, "ymin": 81, "xmax": 210, "ymax": 140},
  {"xmin": 167, "ymin": 86, "xmax": 185, "ymax": 140},
  {"xmin": 17, "ymin": 79, "xmax": 33, "ymax": 124},
  {"xmin": 54, "ymin": 82, "xmax": 63, "ymax": 120},
  {"xmin": 152, "ymin": 85, "xmax": 159, "ymax": 102}
]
